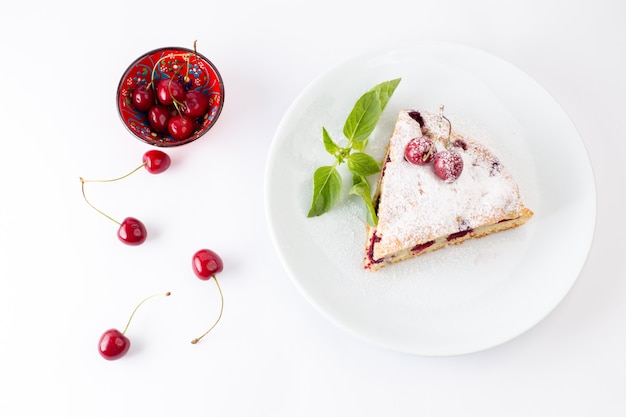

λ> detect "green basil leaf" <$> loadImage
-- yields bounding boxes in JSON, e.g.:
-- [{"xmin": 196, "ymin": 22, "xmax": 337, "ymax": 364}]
[
  {"xmin": 343, "ymin": 90, "xmax": 382, "ymax": 144},
  {"xmin": 307, "ymin": 78, "xmax": 401, "ymax": 225},
  {"xmin": 322, "ymin": 127, "xmax": 340, "ymax": 156},
  {"xmin": 352, "ymin": 138, "xmax": 368, "ymax": 152},
  {"xmin": 349, "ymin": 175, "xmax": 378, "ymax": 226},
  {"xmin": 371, "ymin": 78, "xmax": 401, "ymax": 112},
  {"xmin": 307, "ymin": 165, "xmax": 342, "ymax": 217},
  {"xmin": 347, "ymin": 152, "xmax": 381, "ymax": 177}
]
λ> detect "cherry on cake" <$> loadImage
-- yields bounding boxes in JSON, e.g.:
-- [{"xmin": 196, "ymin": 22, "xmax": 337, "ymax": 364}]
[{"xmin": 364, "ymin": 108, "xmax": 533, "ymax": 271}]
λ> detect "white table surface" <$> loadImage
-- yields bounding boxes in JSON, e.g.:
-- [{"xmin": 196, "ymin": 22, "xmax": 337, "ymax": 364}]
[{"xmin": 1, "ymin": 0, "xmax": 623, "ymax": 416}]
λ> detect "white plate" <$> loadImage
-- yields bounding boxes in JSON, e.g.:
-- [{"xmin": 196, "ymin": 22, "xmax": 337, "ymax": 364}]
[{"xmin": 264, "ymin": 41, "xmax": 596, "ymax": 356}]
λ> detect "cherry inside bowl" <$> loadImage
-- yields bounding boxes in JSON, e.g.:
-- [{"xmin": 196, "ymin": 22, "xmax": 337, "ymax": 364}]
[{"xmin": 117, "ymin": 46, "xmax": 225, "ymax": 147}]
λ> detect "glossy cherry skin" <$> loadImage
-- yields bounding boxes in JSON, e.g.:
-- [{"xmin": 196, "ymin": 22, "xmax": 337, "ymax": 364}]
[
  {"xmin": 142, "ymin": 150, "xmax": 171, "ymax": 174},
  {"xmin": 168, "ymin": 114, "xmax": 194, "ymax": 141},
  {"xmin": 131, "ymin": 85, "xmax": 155, "ymax": 112},
  {"xmin": 117, "ymin": 217, "xmax": 147, "ymax": 245},
  {"xmin": 98, "ymin": 328, "xmax": 130, "ymax": 360},
  {"xmin": 192, "ymin": 249, "xmax": 224, "ymax": 280},
  {"xmin": 156, "ymin": 78, "xmax": 185, "ymax": 105},
  {"xmin": 148, "ymin": 105, "xmax": 171, "ymax": 133},
  {"xmin": 181, "ymin": 90, "xmax": 209, "ymax": 118},
  {"xmin": 433, "ymin": 149, "xmax": 464, "ymax": 183}
]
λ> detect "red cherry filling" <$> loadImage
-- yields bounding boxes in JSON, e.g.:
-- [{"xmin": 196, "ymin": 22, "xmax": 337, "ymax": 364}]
[
  {"xmin": 98, "ymin": 329, "xmax": 130, "ymax": 360},
  {"xmin": 452, "ymin": 139, "xmax": 467, "ymax": 151},
  {"xmin": 117, "ymin": 217, "xmax": 147, "ymax": 245},
  {"xmin": 433, "ymin": 149, "xmax": 464, "ymax": 183},
  {"xmin": 142, "ymin": 150, "xmax": 171, "ymax": 174},
  {"xmin": 411, "ymin": 240, "xmax": 435, "ymax": 253},
  {"xmin": 447, "ymin": 229, "xmax": 473, "ymax": 241},
  {"xmin": 405, "ymin": 136, "xmax": 435, "ymax": 165},
  {"xmin": 407, "ymin": 110, "xmax": 424, "ymax": 125},
  {"xmin": 366, "ymin": 233, "xmax": 383, "ymax": 265}
]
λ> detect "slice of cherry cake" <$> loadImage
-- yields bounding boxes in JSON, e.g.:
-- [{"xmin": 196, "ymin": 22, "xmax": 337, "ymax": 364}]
[{"xmin": 364, "ymin": 108, "xmax": 533, "ymax": 271}]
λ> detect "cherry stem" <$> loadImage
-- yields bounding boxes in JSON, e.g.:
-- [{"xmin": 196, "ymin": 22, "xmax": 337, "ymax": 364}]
[
  {"xmin": 191, "ymin": 275, "xmax": 224, "ymax": 344},
  {"xmin": 152, "ymin": 54, "xmax": 192, "ymax": 114},
  {"xmin": 184, "ymin": 40, "xmax": 199, "ymax": 83},
  {"xmin": 438, "ymin": 105, "xmax": 452, "ymax": 149},
  {"xmin": 122, "ymin": 291, "xmax": 171, "ymax": 335},
  {"xmin": 184, "ymin": 52, "xmax": 191, "ymax": 82},
  {"xmin": 172, "ymin": 95, "xmax": 184, "ymax": 116},
  {"xmin": 423, "ymin": 141, "xmax": 435, "ymax": 162},
  {"xmin": 150, "ymin": 50, "xmax": 195, "ymax": 89},
  {"xmin": 79, "ymin": 163, "xmax": 147, "ymax": 226},
  {"xmin": 81, "ymin": 163, "xmax": 146, "ymax": 184},
  {"xmin": 80, "ymin": 179, "xmax": 120, "ymax": 225},
  {"xmin": 192, "ymin": 40, "xmax": 199, "ymax": 77}
]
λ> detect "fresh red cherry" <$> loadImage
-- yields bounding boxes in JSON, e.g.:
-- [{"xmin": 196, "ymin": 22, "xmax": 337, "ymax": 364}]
[
  {"xmin": 405, "ymin": 136, "xmax": 435, "ymax": 165},
  {"xmin": 98, "ymin": 329, "xmax": 130, "ymax": 360},
  {"xmin": 148, "ymin": 104, "xmax": 171, "ymax": 132},
  {"xmin": 168, "ymin": 114, "xmax": 194, "ymax": 141},
  {"xmin": 191, "ymin": 249, "xmax": 225, "ymax": 345},
  {"xmin": 192, "ymin": 248, "xmax": 224, "ymax": 280},
  {"xmin": 156, "ymin": 78, "xmax": 185, "ymax": 105},
  {"xmin": 142, "ymin": 150, "xmax": 171, "ymax": 174},
  {"xmin": 131, "ymin": 84, "xmax": 155, "ymax": 112},
  {"xmin": 433, "ymin": 149, "xmax": 464, "ymax": 183},
  {"xmin": 181, "ymin": 90, "xmax": 209, "ymax": 118},
  {"xmin": 98, "ymin": 291, "xmax": 170, "ymax": 361},
  {"xmin": 117, "ymin": 217, "xmax": 147, "ymax": 245}
]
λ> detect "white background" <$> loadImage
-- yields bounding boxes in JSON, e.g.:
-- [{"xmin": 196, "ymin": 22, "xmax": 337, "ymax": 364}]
[{"xmin": 0, "ymin": 0, "xmax": 623, "ymax": 416}]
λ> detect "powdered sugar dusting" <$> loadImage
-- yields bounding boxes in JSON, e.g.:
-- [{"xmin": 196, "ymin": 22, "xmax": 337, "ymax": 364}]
[{"xmin": 372, "ymin": 110, "xmax": 527, "ymax": 260}]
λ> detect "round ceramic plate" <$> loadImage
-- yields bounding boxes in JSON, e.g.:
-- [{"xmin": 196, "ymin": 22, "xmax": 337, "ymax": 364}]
[
  {"xmin": 264, "ymin": 41, "xmax": 596, "ymax": 356},
  {"xmin": 117, "ymin": 46, "xmax": 224, "ymax": 147}
]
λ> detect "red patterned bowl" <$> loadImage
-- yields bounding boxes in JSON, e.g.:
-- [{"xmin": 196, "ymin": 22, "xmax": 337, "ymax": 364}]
[{"xmin": 117, "ymin": 46, "xmax": 225, "ymax": 147}]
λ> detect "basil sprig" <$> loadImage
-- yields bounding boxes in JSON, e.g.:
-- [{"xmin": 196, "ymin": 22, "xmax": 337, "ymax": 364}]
[{"xmin": 307, "ymin": 78, "xmax": 401, "ymax": 226}]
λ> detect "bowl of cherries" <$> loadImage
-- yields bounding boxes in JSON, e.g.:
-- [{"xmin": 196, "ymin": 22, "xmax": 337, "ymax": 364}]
[{"xmin": 117, "ymin": 44, "xmax": 224, "ymax": 147}]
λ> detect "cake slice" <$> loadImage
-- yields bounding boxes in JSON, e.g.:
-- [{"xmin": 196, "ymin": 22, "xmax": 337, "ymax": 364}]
[{"xmin": 364, "ymin": 108, "xmax": 533, "ymax": 271}]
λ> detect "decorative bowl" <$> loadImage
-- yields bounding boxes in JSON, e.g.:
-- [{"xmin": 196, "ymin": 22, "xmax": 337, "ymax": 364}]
[{"xmin": 117, "ymin": 46, "xmax": 225, "ymax": 147}]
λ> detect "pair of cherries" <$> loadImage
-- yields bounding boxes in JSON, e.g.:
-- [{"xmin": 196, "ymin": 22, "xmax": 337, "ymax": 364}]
[
  {"xmin": 404, "ymin": 136, "xmax": 464, "ymax": 183},
  {"xmin": 80, "ymin": 149, "xmax": 171, "ymax": 245},
  {"xmin": 98, "ymin": 249, "xmax": 225, "ymax": 360},
  {"xmin": 404, "ymin": 109, "xmax": 464, "ymax": 183}
]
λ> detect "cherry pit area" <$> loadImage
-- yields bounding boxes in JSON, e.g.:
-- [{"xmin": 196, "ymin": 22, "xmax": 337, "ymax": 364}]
[{"xmin": 117, "ymin": 46, "xmax": 225, "ymax": 147}]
